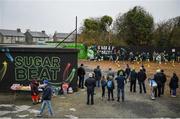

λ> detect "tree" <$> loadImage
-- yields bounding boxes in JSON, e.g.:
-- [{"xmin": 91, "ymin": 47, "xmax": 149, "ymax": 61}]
[
  {"xmin": 100, "ymin": 15, "xmax": 113, "ymax": 32},
  {"xmin": 114, "ymin": 6, "xmax": 154, "ymax": 46},
  {"xmin": 79, "ymin": 15, "xmax": 113, "ymax": 45},
  {"xmin": 152, "ymin": 16, "xmax": 180, "ymax": 47}
]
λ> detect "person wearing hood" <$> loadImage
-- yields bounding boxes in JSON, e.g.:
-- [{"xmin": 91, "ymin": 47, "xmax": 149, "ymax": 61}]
[
  {"xmin": 30, "ymin": 79, "xmax": 39, "ymax": 105},
  {"xmin": 37, "ymin": 80, "xmax": 54, "ymax": 117},
  {"xmin": 169, "ymin": 73, "xmax": 179, "ymax": 97},
  {"xmin": 115, "ymin": 71, "xmax": 126, "ymax": 102}
]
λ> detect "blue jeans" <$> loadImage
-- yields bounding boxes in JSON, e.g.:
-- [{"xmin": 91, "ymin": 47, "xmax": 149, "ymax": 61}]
[
  {"xmin": 96, "ymin": 80, "xmax": 100, "ymax": 87},
  {"xmin": 40, "ymin": 100, "xmax": 54, "ymax": 116},
  {"xmin": 117, "ymin": 88, "xmax": 124, "ymax": 101},
  {"xmin": 172, "ymin": 89, "xmax": 176, "ymax": 96}
]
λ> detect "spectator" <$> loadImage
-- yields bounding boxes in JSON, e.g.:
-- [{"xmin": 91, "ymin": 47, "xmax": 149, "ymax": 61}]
[
  {"xmin": 149, "ymin": 78, "xmax": 157, "ymax": 100},
  {"xmin": 101, "ymin": 75, "xmax": 107, "ymax": 100},
  {"xmin": 37, "ymin": 80, "xmax": 54, "ymax": 117},
  {"xmin": 129, "ymin": 68, "xmax": 137, "ymax": 92},
  {"xmin": 85, "ymin": 73, "xmax": 96, "ymax": 105},
  {"xmin": 94, "ymin": 65, "xmax": 102, "ymax": 88},
  {"xmin": 107, "ymin": 68, "xmax": 115, "ymax": 79},
  {"xmin": 154, "ymin": 69, "xmax": 163, "ymax": 97},
  {"xmin": 30, "ymin": 79, "xmax": 40, "ymax": 105},
  {"xmin": 125, "ymin": 64, "xmax": 131, "ymax": 80},
  {"xmin": 77, "ymin": 64, "xmax": 86, "ymax": 89},
  {"xmin": 107, "ymin": 76, "xmax": 115, "ymax": 101},
  {"xmin": 141, "ymin": 65, "xmax": 146, "ymax": 73},
  {"xmin": 169, "ymin": 73, "xmax": 179, "ymax": 97},
  {"xmin": 137, "ymin": 68, "xmax": 147, "ymax": 93},
  {"xmin": 115, "ymin": 71, "xmax": 126, "ymax": 102},
  {"xmin": 161, "ymin": 69, "xmax": 167, "ymax": 95}
]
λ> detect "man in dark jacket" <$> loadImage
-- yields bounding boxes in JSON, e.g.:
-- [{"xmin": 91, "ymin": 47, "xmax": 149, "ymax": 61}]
[
  {"xmin": 161, "ymin": 69, "xmax": 167, "ymax": 95},
  {"xmin": 77, "ymin": 64, "xmax": 86, "ymax": 89},
  {"xmin": 85, "ymin": 73, "xmax": 96, "ymax": 105},
  {"xmin": 37, "ymin": 80, "xmax": 54, "ymax": 117},
  {"xmin": 117, "ymin": 68, "xmax": 126, "ymax": 83},
  {"xmin": 94, "ymin": 65, "xmax": 102, "ymax": 87},
  {"xmin": 137, "ymin": 68, "xmax": 147, "ymax": 93},
  {"xmin": 115, "ymin": 72, "xmax": 126, "ymax": 102},
  {"xmin": 129, "ymin": 68, "xmax": 137, "ymax": 92},
  {"xmin": 154, "ymin": 69, "xmax": 163, "ymax": 97},
  {"xmin": 125, "ymin": 64, "xmax": 131, "ymax": 80},
  {"xmin": 107, "ymin": 76, "xmax": 115, "ymax": 101},
  {"xmin": 169, "ymin": 73, "xmax": 179, "ymax": 97}
]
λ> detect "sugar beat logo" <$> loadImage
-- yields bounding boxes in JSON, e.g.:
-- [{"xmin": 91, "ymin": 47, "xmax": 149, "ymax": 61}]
[{"xmin": 15, "ymin": 56, "xmax": 61, "ymax": 81}]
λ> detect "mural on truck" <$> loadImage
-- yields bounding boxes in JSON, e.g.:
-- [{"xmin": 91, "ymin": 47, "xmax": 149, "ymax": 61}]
[{"xmin": 0, "ymin": 47, "xmax": 77, "ymax": 92}]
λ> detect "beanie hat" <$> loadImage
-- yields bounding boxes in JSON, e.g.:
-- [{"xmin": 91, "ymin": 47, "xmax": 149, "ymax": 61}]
[{"xmin": 43, "ymin": 80, "xmax": 49, "ymax": 84}]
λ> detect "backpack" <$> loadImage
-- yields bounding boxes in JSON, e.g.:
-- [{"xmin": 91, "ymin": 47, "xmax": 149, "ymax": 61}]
[{"xmin": 107, "ymin": 80, "xmax": 112, "ymax": 89}]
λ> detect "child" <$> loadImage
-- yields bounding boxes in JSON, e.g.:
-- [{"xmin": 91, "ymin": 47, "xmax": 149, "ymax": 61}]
[
  {"xmin": 107, "ymin": 76, "xmax": 115, "ymax": 101},
  {"xmin": 169, "ymin": 73, "xmax": 179, "ymax": 97},
  {"xmin": 149, "ymin": 78, "xmax": 157, "ymax": 100},
  {"xmin": 101, "ymin": 75, "xmax": 107, "ymax": 100},
  {"xmin": 30, "ymin": 79, "xmax": 40, "ymax": 104}
]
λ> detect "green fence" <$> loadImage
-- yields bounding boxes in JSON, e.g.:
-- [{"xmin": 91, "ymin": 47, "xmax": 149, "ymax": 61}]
[{"xmin": 47, "ymin": 42, "xmax": 87, "ymax": 59}]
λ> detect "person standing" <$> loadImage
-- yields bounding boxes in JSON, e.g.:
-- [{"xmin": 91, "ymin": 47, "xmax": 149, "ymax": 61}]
[
  {"xmin": 137, "ymin": 68, "xmax": 147, "ymax": 93},
  {"xmin": 85, "ymin": 73, "xmax": 96, "ymax": 105},
  {"xmin": 107, "ymin": 76, "xmax": 115, "ymax": 101},
  {"xmin": 149, "ymin": 78, "xmax": 157, "ymax": 100},
  {"xmin": 37, "ymin": 80, "xmax": 54, "ymax": 117},
  {"xmin": 125, "ymin": 64, "xmax": 131, "ymax": 80},
  {"xmin": 94, "ymin": 65, "xmax": 102, "ymax": 88},
  {"xmin": 169, "ymin": 73, "xmax": 179, "ymax": 97},
  {"xmin": 30, "ymin": 79, "xmax": 39, "ymax": 105},
  {"xmin": 129, "ymin": 68, "xmax": 137, "ymax": 92},
  {"xmin": 154, "ymin": 69, "xmax": 163, "ymax": 97},
  {"xmin": 115, "ymin": 72, "xmax": 126, "ymax": 102},
  {"xmin": 77, "ymin": 64, "xmax": 86, "ymax": 89},
  {"xmin": 107, "ymin": 68, "xmax": 115, "ymax": 79},
  {"xmin": 117, "ymin": 68, "xmax": 126, "ymax": 82},
  {"xmin": 101, "ymin": 75, "xmax": 107, "ymax": 100},
  {"xmin": 161, "ymin": 69, "xmax": 167, "ymax": 95}
]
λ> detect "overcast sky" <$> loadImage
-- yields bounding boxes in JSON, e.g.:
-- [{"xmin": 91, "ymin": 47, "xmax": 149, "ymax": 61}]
[{"xmin": 0, "ymin": 0, "xmax": 180, "ymax": 34}]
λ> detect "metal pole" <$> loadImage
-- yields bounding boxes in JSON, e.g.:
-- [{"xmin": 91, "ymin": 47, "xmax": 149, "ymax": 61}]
[{"xmin": 75, "ymin": 16, "xmax": 77, "ymax": 49}]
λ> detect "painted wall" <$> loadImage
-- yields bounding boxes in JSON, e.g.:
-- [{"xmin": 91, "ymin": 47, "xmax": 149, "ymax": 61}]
[{"xmin": 0, "ymin": 47, "xmax": 78, "ymax": 92}]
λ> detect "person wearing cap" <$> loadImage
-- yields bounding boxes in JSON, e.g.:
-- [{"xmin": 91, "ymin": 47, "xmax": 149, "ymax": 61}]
[
  {"xmin": 129, "ymin": 68, "xmax": 137, "ymax": 92},
  {"xmin": 137, "ymin": 67, "xmax": 147, "ymax": 93},
  {"xmin": 77, "ymin": 63, "xmax": 86, "ymax": 89},
  {"xmin": 115, "ymin": 71, "xmax": 126, "ymax": 102},
  {"xmin": 37, "ymin": 80, "xmax": 54, "ymax": 117},
  {"xmin": 30, "ymin": 79, "xmax": 39, "ymax": 105},
  {"xmin": 94, "ymin": 65, "xmax": 102, "ymax": 88},
  {"xmin": 154, "ymin": 69, "xmax": 163, "ymax": 97},
  {"xmin": 85, "ymin": 73, "xmax": 96, "ymax": 105}
]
